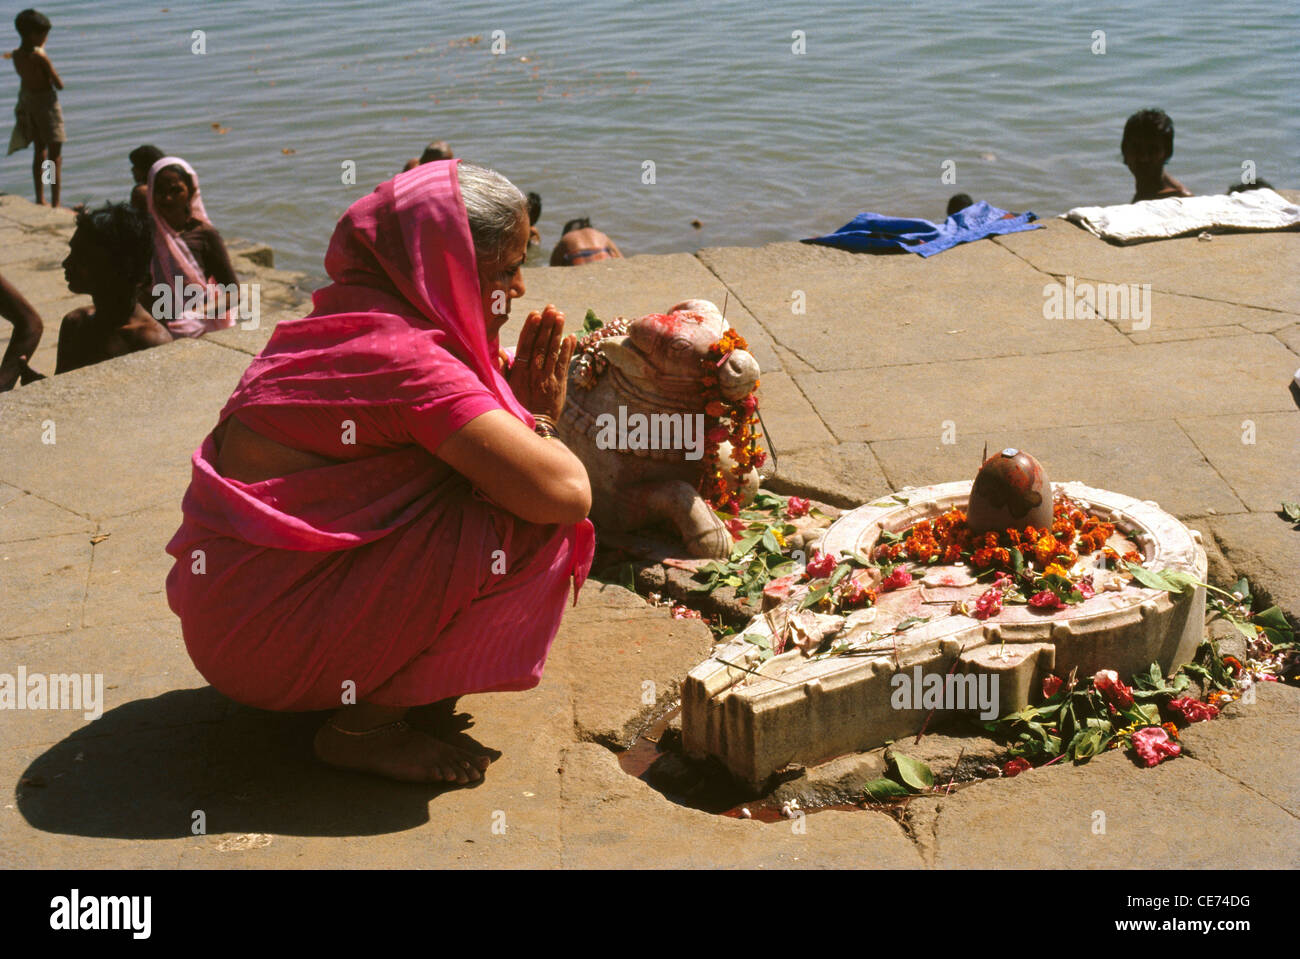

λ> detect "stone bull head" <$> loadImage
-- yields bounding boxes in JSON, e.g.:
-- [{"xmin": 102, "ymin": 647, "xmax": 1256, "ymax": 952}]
[
  {"xmin": 599, "ymin": 300, "xmax": 760, "ymax": 404},
  {"xmin": 558, "ymin": 299, "xmax": 764, "ymax": 558}
]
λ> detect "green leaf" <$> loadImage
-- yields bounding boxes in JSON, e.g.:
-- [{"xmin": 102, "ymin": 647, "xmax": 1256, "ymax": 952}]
[
  {"xmin": 730, "ymin": 532, "xmax": 764, "ymax": 561},
  {"xmin": 890, "ymin": 753, "xmax": 934, "ymax": 792},
  {"xmin": 863, "ymin": 778, "xmax": 912, "ymax": 800},
  {"xmin": 1125, "ymin": 562, "xmax": 1201, "ymax": 594},
  {"xmin": 828, "ymin": 561, "xmax": 853, "ymax": 588},
  {"xmin": 799, "ymin": 585, "xmax": 830, "ymax": 610},
  {"xmin": 893, "ymin": 615, "xmax": 930, "ymax": 632},
  {"xmin": 760, "ymin": 528, "xmax": 781, "ymax": 553},
  {"xmin": 1253, "ymin": 605, "xmax": 1292, "ymax": 631},
  {"xmin": 1282, "ymin": 501, "xmax": 1300, "ymax": 523},
  {"xmin": 1010, "ymin": 547, "xmax": 1024, "ymax": 576},
  {"xmin": 580, "ymin": 309, "xmax": 603, "ymax": 335}
]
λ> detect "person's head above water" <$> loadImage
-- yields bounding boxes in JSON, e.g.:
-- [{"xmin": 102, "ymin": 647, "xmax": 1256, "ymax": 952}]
[
  {"xmin": 526, "ymin": 192, "xmax": 542, "ymax": 226},
  {"xmin": 1227, "ymin": 178, "xmax": 1273, "ymax": 194},
  {"xmin": 561, "ymin": 217, "xmax": 593, "ymax": 236},
  {"xmin": 1121, "ymin": 108, "xmax": 1175, "ymax": 174},
  {"xmin": 63, "ymin": 203, "xmax": 152, "ymax": 300},
  {"xmin": 129, "ymin": 145, "xmax": 165, "ymax": 185},
  {"xmin": 14, "ymin": 8, "xmax": 50, "ymax": 44},
  {"xmin": 946, "ymin": 193, "xmax": 974, "ymax": 217},
  {"xmin": 420, "ymin": 140, "xmax": 454, "ymax": 164}
]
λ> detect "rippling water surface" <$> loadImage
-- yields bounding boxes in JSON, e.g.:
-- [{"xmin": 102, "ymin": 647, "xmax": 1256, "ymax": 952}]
[{"xmin": 5, "ymin": 0, "xmax": 1297, "ymax": 284}]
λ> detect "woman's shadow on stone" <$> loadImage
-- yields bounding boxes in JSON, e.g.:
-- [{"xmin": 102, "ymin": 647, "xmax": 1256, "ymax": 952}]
[{"xmin": 16, "ymin": 687, "xmax": 500, "ymax": 840}]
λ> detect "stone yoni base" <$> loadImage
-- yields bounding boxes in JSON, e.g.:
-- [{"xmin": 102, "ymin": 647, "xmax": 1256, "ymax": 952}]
[{"xmin": 682, "ymin": 481, "xmax": 1208, "ymax": 791}]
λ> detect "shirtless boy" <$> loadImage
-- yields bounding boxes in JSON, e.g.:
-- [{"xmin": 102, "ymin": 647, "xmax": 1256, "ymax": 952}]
[
  {"xmin": 57, "ymin": 204, "xmax": 172, "ymax": 374},
  {"xmin": 7, "ymin": 9, "xmax": 65, "ymax": 206},
  {"xmin": 1121, "ymin": 108, "xmax": 1192, "ymax": 203}
]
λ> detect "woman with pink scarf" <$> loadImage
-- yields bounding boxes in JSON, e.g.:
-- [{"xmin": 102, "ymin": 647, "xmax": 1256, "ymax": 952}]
[
  {"xmin": 165, "ymin": 161, "xmax": 593, "ymax": 785},
  {"xmin": 146, "ymin": 156, "xmax": 239, "ymax": 337}
]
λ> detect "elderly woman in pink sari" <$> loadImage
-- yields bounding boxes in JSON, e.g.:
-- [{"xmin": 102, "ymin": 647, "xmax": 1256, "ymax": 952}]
[
  {"xmin": 146, "ymin": 156, "xmax": 239, "ymax": 337},
  {"xmin": 165, "ymin": 161, "xmax": 593, "ymax": 785}
]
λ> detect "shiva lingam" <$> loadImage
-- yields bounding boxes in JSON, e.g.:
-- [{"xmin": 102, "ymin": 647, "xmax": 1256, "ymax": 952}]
[
  {"xmin": 681, "ymin": 449, "xmax": 1209, "ymax": 790},
  {"xmin": 558, "ymin": 299, "xmax": 764, "ymax": 559}
]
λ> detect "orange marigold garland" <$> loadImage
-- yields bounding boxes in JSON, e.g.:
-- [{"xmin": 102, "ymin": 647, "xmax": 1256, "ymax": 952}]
[
  {"xmin": 875, "ymin": 493, "xmax": 1141, "ymax": 573},
  {"xmin": 698, "ymin": 329, "xmax": 764, "ymax": 513}
]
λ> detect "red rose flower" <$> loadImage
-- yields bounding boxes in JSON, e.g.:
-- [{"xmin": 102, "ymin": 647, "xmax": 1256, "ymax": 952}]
[
  {"xmin": 1167, "ymin": 697, "xmax": 1219, "ymax": 724},
  {"xmin": 1093, "ymin": 669, "xmax": 1135, "ymax": 709},
  {"xmin": 1028, "ymin": 590, "xmax": 1066, "ymax": 610},
  {"xmin": 1041, "ymin": 674, "xmax": 1064, "ymax": 698},
  {"xmin": 1077, "ymin": 577, "xmax": 1096, "ymax": 599},
  {"xmin": 881, "ymin": 567, "xmax": 913, "ymax": 591},
  {"xmin": 804, "ymin": 551, "xmax": 836, "ymax": 580},
  {"xmin": 1131, "ymin": 726, "xmax": 1180, "ymax": 767},
  {"xmin": 725, "ymin": 518, "xmax": 747, "ymax": 540},
  {"xmin": 706, "ymin": 426, "xmax": 729, "ymax": 444},
  {"xmin": 1002, "ymin": 757, "xmax": 1032, "ymax": 777},
  {"xmin": 785, "ymin": 496, "xmax": 811, "ymax": 518},
  {"xmin": 670, "ymin": 605, "xmax": 702, "ymax": 620}
]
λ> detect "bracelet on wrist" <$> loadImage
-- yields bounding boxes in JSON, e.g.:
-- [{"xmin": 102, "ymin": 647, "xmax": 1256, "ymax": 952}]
[{"xmin": 533, "ymin": 413, "xmax": 559, "ymax": 438}]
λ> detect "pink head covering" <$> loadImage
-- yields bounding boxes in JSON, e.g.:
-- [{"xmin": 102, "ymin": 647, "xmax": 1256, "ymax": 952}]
[
  {"xmin": 221, "ymin": 159, "xmax": 532, "ymax": 427},
  {"xmin": 147, "ymin": 155, "xmax": 235, "ymax": 337}
]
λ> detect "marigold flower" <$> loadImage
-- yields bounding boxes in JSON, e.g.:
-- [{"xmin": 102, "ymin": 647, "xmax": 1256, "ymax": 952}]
[
  {"xmin": 1161, "ymin": 722, "xmax": 1180, "ymax": 740},
  {"xmin": 1044, "ymin": 563, "xmax": 1070, "ymax": 579},
  {"xmin": 1131, "ymin": 726, "xmax": 1180, "ymax": 767},
  {"xmin": 1221, "ymin": 655, "xmax": 1243, "ymax": 677},
  {"xmin": 839, "ymin": 572, "xmax": 875, "ymax": 608},
  {"xmin": 704, "ymin": 401, "xmax": 726, "ymax": 417}
]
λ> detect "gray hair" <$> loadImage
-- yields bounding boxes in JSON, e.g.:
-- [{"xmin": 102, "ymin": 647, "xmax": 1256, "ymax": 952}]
[{"xmin": 457, "ymin": 162, "xmax": 527, "ymax": 266}]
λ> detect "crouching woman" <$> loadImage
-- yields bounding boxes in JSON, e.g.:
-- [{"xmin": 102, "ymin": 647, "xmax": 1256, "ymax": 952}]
[{"xmin": 165, "ymin": 161, "xmax": 591, "ymax": 785}]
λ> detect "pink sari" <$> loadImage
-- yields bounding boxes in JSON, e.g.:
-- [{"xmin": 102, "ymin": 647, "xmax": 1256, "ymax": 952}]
[
  {"xmin": 164, "ymin": 160, "xmax": 594, "ymax": 711},
  {"xmin": 147, "ymin": 156, "xmax": 237, "ymax": 338}
]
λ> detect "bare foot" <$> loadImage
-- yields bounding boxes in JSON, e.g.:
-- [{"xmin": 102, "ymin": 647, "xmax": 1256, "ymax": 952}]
[{"xmin": 313, "ymin": 720, "xmax": 491, "ymax": 785}]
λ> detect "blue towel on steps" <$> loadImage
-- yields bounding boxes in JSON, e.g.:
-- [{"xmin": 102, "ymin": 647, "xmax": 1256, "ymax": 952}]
[{"xmin": 805, "ymin": 201, "xmax": 1040, "ymax": 257}]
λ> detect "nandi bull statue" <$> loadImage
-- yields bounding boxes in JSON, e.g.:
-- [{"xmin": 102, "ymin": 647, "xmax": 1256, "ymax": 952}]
[{"xmin": 559, "ymin": 299, "xmax": 764, "ymax": 558}]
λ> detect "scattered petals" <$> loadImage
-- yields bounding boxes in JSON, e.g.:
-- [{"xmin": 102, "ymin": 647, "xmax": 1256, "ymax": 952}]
[
  {"xmin": 804, "ymin": 551, "xmax": 836, "ymax": 580},
  {"xmin": 1002, "ymin": 758, "xmax": 1032, "ymax": 777},
  {"xmin": 1029, "ymin": 590, "xmax": 1066, "ymax": 611},
  {"xmin": 880, "ymin": 567, "xmax": 913, "ymax": 592},
  {"xmin": 1131, "ymin": 726, "xmax": 1180, "ymax": 767},
  {"xmin": 1093, "ymin": 669, "xmax": 1135, "ymax": 709},
  {"xmin": 784, "ymin": 496, "xmax": 811, "ymax": 519},
  {"xmin": 973, "ymin": 585, "xmax": 1004, "ymax": 619},
  {"xmin": 1167, "ymin": 696, "xmax": 1219, "ymax": 724}
]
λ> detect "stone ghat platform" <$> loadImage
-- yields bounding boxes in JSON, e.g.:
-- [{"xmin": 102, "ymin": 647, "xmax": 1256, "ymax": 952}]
[{"xmin": 1, "ymin": 191, "xmax": 1297, "ymax": 868}]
